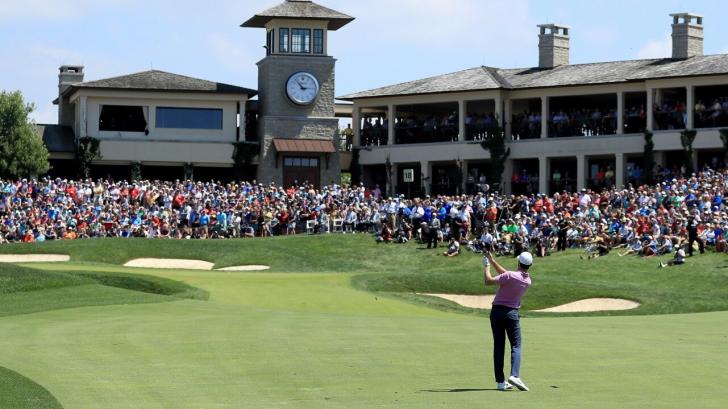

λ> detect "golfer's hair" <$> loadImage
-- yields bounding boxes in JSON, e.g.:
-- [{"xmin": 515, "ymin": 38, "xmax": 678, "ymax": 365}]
[{"xmin": 519, "ymin": 262, "xmax": 531, "ymax": 271}]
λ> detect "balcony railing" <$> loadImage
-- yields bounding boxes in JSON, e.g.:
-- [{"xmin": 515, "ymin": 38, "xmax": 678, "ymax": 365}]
[
  {"xmin": 548, "ymin": 115, "xmax": 617, "ymax": 138},
  {"xmin": 395, "ymin": 123, "xmax": 458, "ymax": 144}
]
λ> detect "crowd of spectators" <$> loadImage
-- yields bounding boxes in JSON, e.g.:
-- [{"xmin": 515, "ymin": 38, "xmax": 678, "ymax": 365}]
[
  {"xmin": 1, "ymin": 167, "xmax": 727, "ymax": 266},
  {"xmin": 395, "ymin": 113, "xmax": 458, "ymax": 144},
  {"xmin": 694, "ymin": 97, "xmax": 728, "ymax": 128}
]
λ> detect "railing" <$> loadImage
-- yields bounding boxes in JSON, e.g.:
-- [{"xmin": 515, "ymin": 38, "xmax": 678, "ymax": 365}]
[
  {"xmin": 695, "ymin": 107, "xmax": 728, "ymax": 128},
  {"xmin": 395, "ymin": 124, "xmax": 458, "ymax": 144},
  {"xmin": 548, "ymin": 116, "xmax": 617, "ymax": 138},
  {"xmin": 653, "ymin": 110, "xmax": 685, "ymax": 131}
]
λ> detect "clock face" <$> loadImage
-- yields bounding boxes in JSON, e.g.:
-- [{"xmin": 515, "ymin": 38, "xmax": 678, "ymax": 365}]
[{"xmin": 286, "ymin": 72, "xmax": 320, "ymax": 105}]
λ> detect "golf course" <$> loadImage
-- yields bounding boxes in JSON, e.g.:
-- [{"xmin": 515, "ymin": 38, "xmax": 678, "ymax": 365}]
[{"xmin": 0, "ymin": 235, "xmax": 727, "ymax": 408}]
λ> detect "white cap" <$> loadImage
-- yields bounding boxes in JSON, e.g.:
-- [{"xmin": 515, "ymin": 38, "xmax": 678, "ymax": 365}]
[{"xmin": 517, "ymin": 252, "xmax": 534, "ymax": 266}]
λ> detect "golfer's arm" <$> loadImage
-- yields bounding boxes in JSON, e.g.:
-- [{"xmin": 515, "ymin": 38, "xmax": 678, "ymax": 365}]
[
  {"xmin": 489, "ymin": 257, "xmax": 506, "ymax": 275},
  {"xmin": 483, "ymin": 265, "xmax": 498, "ymax": 285}
]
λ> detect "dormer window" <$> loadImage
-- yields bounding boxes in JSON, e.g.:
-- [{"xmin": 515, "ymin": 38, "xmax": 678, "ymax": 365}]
[{"xmin": 292, "ymin": 28, "xmax": 311, "ymax": 53}]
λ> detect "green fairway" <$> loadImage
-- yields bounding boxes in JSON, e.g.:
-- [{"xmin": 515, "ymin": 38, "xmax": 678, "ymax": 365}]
[{"xmin": 0, "ymin": 236, "xmax": 727, "ymax": 408}]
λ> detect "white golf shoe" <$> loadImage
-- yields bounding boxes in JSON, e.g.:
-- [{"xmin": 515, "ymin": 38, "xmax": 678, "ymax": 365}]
[
  {"xmin": 508, "ymin": 376, "xmax": 529, "ymax": 391},
  {"xmin": 497, "ymin": 381, "xmax": 513, "ymax": 391}
]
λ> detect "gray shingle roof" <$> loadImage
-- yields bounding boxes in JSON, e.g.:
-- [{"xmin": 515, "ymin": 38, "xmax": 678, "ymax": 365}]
[
  {"xmin": 242, "ymin": 0, "xmax": 354, "ymax": 30},
  {"xmin": 35, "ymin": 125, "xmax": 76, "ymax": 153},
  {"xmin": 61, "ymin": 70, "xmax": 257, "ymax": 98},
  {"xmin": 339, "ymin": 54, "xmax": 728, "ymax": 100}
]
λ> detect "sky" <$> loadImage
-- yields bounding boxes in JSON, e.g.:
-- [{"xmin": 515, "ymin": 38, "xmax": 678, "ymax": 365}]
[{"xmin": 1, "ymin": 0, "xmax": 727, "ymax": 125}]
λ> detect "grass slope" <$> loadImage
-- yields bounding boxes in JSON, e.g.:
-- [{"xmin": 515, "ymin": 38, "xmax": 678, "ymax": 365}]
[
  {"xmin": 0, "ymin": 366, "xmax": 63, "ymax": 409},
  {"xmin": 3, "ymin": 235, "xmax": 728, "ymax": 315}
]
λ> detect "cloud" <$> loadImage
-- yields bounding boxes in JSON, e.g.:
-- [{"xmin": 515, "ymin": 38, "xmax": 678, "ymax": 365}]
[{"xmin": 636, "ymin": 35, "xmax": 672, "ymax": 59}]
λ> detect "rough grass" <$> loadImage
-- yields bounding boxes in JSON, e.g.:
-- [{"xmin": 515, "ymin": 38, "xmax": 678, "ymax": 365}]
[{"xmin": 2, "ymin": 235, "xmax": 726, "ymax": 316}]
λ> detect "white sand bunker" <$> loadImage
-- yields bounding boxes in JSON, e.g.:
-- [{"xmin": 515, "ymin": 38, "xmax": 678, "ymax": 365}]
[
  {"xmin": 421, "ymin": 294, "xmax": 496, "ymax": 309},
  {"xmin": 535, "ymin": 298, "xmax": 640, "ymax": 313},
  {"xmin": 0, "ymin": 254, "xmax": 70, "ymax": 263},
  {"xmin": 124, "ymin": 258, "xmax": 215, "ymax": 271},
  {"xmin": 217, "ymin": 265, "xmax": 270, "ymax": 272}
]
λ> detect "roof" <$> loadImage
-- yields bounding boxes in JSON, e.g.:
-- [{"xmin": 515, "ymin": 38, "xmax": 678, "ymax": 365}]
[
  {"xmin": 273, "ymin": 138, "xmax": 336, "ymax": 153},
  {"xmin": 61, "ymin": 70, "xmax": 257, "ymax": 98},
  {"xmin": 35, "ymin": 125, "xmax": 76, "ymax": 153},
  {"xmin": 242, "ymin": 0, "xmax": 354, "ymax": 31},
  {"xmin": 339, "ymin": 54, "xmax": 728, "ymax": 100}
]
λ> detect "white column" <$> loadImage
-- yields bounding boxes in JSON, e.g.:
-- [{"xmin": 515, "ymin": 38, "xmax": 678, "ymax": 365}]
[
  {"xmin": 387, "ymin": 104, "xmax": 396, "ymax": 145},
  {"xmin": 646, "ymin": 88, "xmax": 654, "ymax": 131},
  {"xmin": 80, "ymin": 96, "xmax": 88, "ymax": 138},
  {"xmin": 541, "ymin": 96, "xmax": 549, "ymax": 139},
  {"xmin": 538, "ymin": 156, "xmax": 548, "ymax": 195},
  {"xmin": 458, "ymin": 100, "xmax": 466, "ymax": 141},
  {"xmin": 502, "ymin": 159, "xmax": 513, "ymax": 195},
  {"xmin": 420, "ymin": 161, "xmax": 431, "ymax": 196},
  {"xmin": 616, "ymin": 92, "xmax": 624, "ymax": 135},
  {"xmin": 686, "ymin": 85, "xmax": 695, "ymax": 129},
  {"xmin": 577, "ymin": 155, "xmax": 586, "ymax": 191},
  {"xmin": 352, "ymin": 106, "xmax": 361, "ymax": 147},
  {"xmin": 504, "ymin": 99, "xmax": 513, "ymax": 139},
  {"xmin": 615, "ymin": 153, "xmax": 625, "ymax": 188}
]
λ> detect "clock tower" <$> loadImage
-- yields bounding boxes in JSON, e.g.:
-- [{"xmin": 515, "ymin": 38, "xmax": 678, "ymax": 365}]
[{"xmin": 242, "ymin": 0, "xmax": 354, "ymax": 187}]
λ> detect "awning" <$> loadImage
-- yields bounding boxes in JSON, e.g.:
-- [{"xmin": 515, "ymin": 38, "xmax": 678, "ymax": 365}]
[{"xmin": 273, "ymin": 138, "xmax": 336, "ymax": 154}]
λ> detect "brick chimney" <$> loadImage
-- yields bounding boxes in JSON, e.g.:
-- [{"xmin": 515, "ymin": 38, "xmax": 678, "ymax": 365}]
[
  {"xmin": 670, "ymin": 13, "xmax": 703, "ymax": 59},
  {"xmin": 57, "ymin": 65, "xmax": 84, "ymax": 126},
  {"xmin": 538, "ymin": 24, "xmax": 570, "ymax": 69}
]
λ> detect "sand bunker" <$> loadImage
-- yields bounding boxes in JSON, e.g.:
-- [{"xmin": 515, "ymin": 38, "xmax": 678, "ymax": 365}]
[
  {"xmin": 421, "ymin": 294, "xmax": 640, "ymax": 312},
  {"xmin": 421, "ymin": 294, "xmax": 496, "ymax": 309},
  {"xmin": 124, "ymin": 258, "xmax": 215, "ymax": 271},
  {"xmin": 216, "ymin": 265, "xmax": 270, "ymax": 272},
  {"xmin": 124, "ymin": 258, "xmax": 270, "ymax": 272},
  {"xmin": 0, "ymin": 254, "xmax": 70, "ymax": 263},
  {"xmin": 535, "ymin": 298, "xmax": 640, "ymax": 313}
]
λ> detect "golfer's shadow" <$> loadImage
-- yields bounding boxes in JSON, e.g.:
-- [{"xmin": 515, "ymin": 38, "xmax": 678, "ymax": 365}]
[{"xmin": 420, "ymin": 388, "xmax": 498, "ymax": 393}]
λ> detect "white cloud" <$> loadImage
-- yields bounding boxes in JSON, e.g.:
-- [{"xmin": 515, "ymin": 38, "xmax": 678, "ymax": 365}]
[{"xmin": 636, "ymin": 35, "xmax": 672, "ymax": 59}]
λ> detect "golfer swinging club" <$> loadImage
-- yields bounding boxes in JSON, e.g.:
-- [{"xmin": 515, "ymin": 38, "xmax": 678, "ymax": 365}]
[{"xmin": 483, "ymin": 250, "xmax": 532, "ymax": 391}]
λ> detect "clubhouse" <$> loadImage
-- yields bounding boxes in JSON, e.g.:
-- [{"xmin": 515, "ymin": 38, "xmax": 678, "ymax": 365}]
[{"xmin": 340, "ymin": 13, "xmax": 728, "ymax": 196}]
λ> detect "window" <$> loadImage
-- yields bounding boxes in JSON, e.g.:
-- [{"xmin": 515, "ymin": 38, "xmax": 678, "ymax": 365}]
[
  {"xmin": 313, "ymin": 29, "xmax": 324, "ymax": 54},
  {"xmin": 156, "ymin": 107, "xmax": 223, "ymax": 130},
  {"xmin": 266, "ymin": 29, "xmax": 274, "ymax": 55},
  {"xmin": 279, "ymin": 28, "xmax": 289, "ymax": 53},
  {"xmin": 99, "ymin": 105, "xmax": 147, "ymax": 132},
  {"xmin": 284, "ymin": 156, "xmax": 319, "ymax": 167},
  {"xmin": 291, "ymin": 28, "xmax": 311, "ymax": 53}
]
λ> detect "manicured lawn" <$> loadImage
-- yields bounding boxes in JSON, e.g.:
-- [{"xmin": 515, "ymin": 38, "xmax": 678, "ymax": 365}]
[{"xmin": 0, "ymin": 236, "xmax": 726, "ymax": 408}]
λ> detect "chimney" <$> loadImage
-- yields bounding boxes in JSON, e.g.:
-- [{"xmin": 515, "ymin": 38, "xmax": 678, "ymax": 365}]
[
  {"xmin": 538, "ymin": 24, "xmax": 570, "ymax": 69},
  {"xmin": 57, "ymin": 65, "xmax": 84, "ymax": 126},
  {"xmin": 670, "ymin": 13, "xmax": 703, "ymax": 59}
]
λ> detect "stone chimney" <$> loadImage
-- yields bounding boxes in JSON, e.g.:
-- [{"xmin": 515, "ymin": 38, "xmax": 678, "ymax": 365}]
[
  {"xmin": 670, "ymin": 13, "xmax": 703, "ymax": 59},
  {"xmin": 57, "ymin": 65, "xmax": 84, "ymax": 126},
  {"xmin": 538, "ymin": 24, "xmax": 570, "ymax": 69}
]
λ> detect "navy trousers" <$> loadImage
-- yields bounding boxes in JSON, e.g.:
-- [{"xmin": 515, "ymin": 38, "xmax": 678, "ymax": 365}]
[{"xmin": 490, "ymin": 305, "xmax": 522, "ymax": 383}]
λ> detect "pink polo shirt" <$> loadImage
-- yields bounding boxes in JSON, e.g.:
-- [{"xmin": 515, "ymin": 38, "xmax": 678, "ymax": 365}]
[{"xmin": 492, "ymin": 270, "xmax": 531, "ymax": 309}]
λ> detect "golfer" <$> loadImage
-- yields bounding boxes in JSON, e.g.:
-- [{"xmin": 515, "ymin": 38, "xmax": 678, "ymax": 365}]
[{"xmin": 483, "ymin": 251, "xmax": 532, "ymax": 391}]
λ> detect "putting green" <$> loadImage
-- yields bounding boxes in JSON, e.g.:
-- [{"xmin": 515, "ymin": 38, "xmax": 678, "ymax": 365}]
[{"xmin": 0, "ymin": 261, "xmax": 726, "ymax": 408}]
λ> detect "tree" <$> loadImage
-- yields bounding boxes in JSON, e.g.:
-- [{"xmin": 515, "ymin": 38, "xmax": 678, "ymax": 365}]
[
  {"xmin": 479, "ymin": 121, "xmax": 510, "ymax": 193},
  {"xmin": 680, "ymin": 129, "xmax": 697, "ymax": 176},
  {"xmin": 0, "ymin": 91, "xmax": 49, "ymax": 178},
  {"xmin": 643, "ymin": 131, "xmax": 655, "ymax": 185},
  {"xmin": 77, "ymin": 137, "xmax": 102, "ymax": 179},
  {"xmin": 232, "ymin": 142, "xmax": 259, "ymax": 181},
  {"xmin": 350, "ymin": 148, "xmax": 361, "ymax": 186}
]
